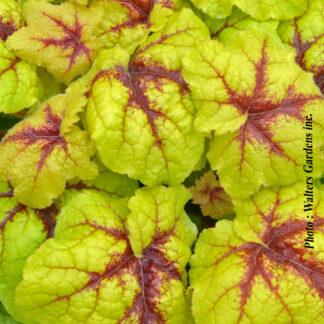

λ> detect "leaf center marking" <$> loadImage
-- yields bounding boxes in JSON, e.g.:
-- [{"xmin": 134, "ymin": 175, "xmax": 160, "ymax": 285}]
[
  {"xmin": 35, "ymin": 225, "xmax": 181, "ymax": 324},
  {"xmin": 3, "ymin": 104, "xmax": 68, "ymax": 172},
  {"xmin": 33, "ymin": 12, "xmax": 91, "ymax": 72},
  {"xmin": 0, "ymin": 19, "xmax": 17, "ymax": 41}
]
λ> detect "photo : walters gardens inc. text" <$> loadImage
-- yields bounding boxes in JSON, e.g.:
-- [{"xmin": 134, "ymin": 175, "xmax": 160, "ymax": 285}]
[{"xmin": 303, "ymin": 114, "xmax": 315, "ymax": 249}]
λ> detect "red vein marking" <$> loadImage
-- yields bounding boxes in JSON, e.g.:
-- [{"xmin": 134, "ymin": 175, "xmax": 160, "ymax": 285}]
[{"xmin": 210, "ymin": 13, "xmax": 249, "ymax": 39}]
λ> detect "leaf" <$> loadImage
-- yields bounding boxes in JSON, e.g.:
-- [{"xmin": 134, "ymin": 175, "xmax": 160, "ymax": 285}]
[
  {"xmin": 190, "ymin": 182, "xmax": 324, "ymax": 324},
  {"xmin": 87, "ymin": 8, "xmax": 209, "ymax": 186},
  {"xmin": 190, "ymin": 0, "xmax": 307, "ymax": 20},
  {"xmin": 278, "ymin": 0, "xmax": 324, "ymax": 95},
  {"xmin": 0, "ymin": 181, "xmax": 58, "ymax": 322},
  {"xmin": 6, "ymin": 0, "xmax": 103, "ymax": 84},
  {"xmin": 0, "ymin": 302, "xmax": 22, "ymax": 324},
  {"xmin": 91, "ymin": 0, "xmax": 182, "ymax": 54},
  {"xmin": 15, "ymin": 185, "xmax": 196, "ymax": 323},
  {"xmin": 0, "ymin": 0, "xmax": 23, "ymax": 42},
  {"xmin": 0, "ymin": 41, "xmax": 40, "ymax": 114},
  {"xmin": 0, "ymin": 90, "xmax": 98, "ymax": 208},
  {"xmin": 190, "ymin": 170, "xmax": 234, "ymax": 219},
  {"xmin": 183, "ymin": 29, "xmax": 324, "ymax": 199}
]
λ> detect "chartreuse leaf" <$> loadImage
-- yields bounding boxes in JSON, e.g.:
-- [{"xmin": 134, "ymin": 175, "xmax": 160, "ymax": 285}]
[
  {"xmin": 190, "ymin": 182, "xmax": 324, "ymax": 324},
  {"xmin": 190, "ymin": 170, "xmax": 234, "ymax": 219},
  {"xmin": 15, "ymin": 185, "xmax": 196, "ymax": 323},
  {"xmin": 6, "ymin": 0, "xmax": 103, "ymax": 84},
  {"xmin": 87, "ymin": 8, "xmax": 209, "ymax": 186},
  {"xmin": 278, "ymin": 0, "xmax": 324, "ymax": 94},
  {"xmin": 0, "ymin": 181, "xmax": 57, "ymax": 323},
  {"xmin": 91, "ymin": 0, "xmax": 182, "ymax": 54},
  {"xmin": 127, "ymin": 185, "xmax": 196, "ymax": 258},
  {"xmin": 0, "ymin": 0, "xmax": 23, "ymax": 42},
  {"xmin": 0, "ymin": 41, "xmax": 40, "ymax": 114},
  {"xmin": 183, "ymin": 29, "xmax": 324, "ymax": 199},
  {"xmin": 0, "ymin": 89, "xmax": 98, "ymax": 209},
  {"xmin": 191, "ymin": 0, "xmax": 307, "ymax": 20}
]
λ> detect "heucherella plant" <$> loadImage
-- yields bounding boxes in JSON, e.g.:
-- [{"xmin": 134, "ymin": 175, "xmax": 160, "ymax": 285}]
[
  {"xmin": 91, "ymin": 0, "xmax": 183, "ymax": 54},
  {"xmin": 0, "ymin": 88, "xmax": 98, "ymax": 208},
  {"xmin": 183, "ymin": 28, "xmax": 324, "ymax": 199},
  {"xmin": 0, "ymin": 181, "xmax": 57, "ymax": 323},
  {"xmin": 6, "ymin": 0, "xmax": 103, "ymax": 84},
  {"xmin": 86, "ymin": 8, "xmax": 209, "ymax": 186},
  {"xmin": 1, "ymin": 0, "xmax": 324, "ymax": 323},
  {"xmin": 278, "ymin": 0, "xmax": 324, "ymax": 95},
  {"xmin": 14, "ymin": 185, "xmax": 196, "ymax": 323},
  {"xmin": 190, "ymin": 0, "xmax": 307, "ymax": 20},
  {"xmin": 190, "ymin": 182, "xmax": 324, "ymax": 324}
]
